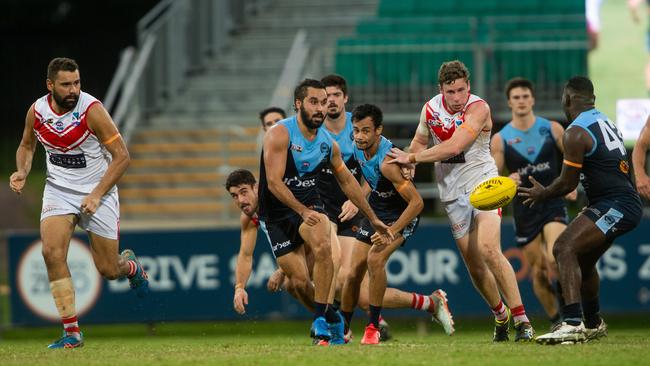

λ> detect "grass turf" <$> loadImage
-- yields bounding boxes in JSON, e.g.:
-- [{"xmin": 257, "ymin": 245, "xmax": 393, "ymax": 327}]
[{"xmin": 1, "ymin": 316, "xmax": 648, "ymax": 366}]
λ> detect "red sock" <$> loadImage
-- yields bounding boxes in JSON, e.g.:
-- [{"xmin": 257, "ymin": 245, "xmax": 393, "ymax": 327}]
[
  {"xmin": 411, "ymin": 293, "xmax": 434, "ymax": 312},
  {"xmin": 491, "ymin": 300, "xmax": 509, "ymax": 322},
  {"xmin": 127, "ymin": 260, "xmax": 137, "ymax": 278},
  {"xmin": 63, "ymin": 315, "xmax": 81, "ymax": 339},
  {"xmin": 511, "ymin": 305, "xmax": 530, "ymax": 324}
]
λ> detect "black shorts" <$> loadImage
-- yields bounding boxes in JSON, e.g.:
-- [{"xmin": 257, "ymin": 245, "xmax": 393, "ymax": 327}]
[
  {"xmin": 356, "ymin": 216, "xmax": 419, "ymax": 245},
  {"xmin": 328, "ymin": 213, "xmax": 364, "ymax": 237},
  {"xmin": 514, "ymin": 206, "xmax": 569, "ymax": 247},
  {"xmin": 259, "ymin": 214, "xmax": 304, "ymax": 258},
  {"xmin": 581, "ymin": 197, "xmax": 642, "ymax": 242}
]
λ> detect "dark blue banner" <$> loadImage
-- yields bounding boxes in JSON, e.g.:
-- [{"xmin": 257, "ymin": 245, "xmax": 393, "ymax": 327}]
[{"xmin": 8, "ymin": 220, "xmax": 650, "ymax": 326}]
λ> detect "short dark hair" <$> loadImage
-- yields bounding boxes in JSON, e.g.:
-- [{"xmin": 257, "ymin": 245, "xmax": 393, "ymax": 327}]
[
  {"xmin": 438, "ymin": 60, "xmax": 470, "ymax": 86},
  {"xmin": 321, "ymin": 74, "xmax": 348, "ymax": 96},
  {"xmin": 47, "ymin": 57, "xmax": 79, "ymax": 81},
  {"xmin": 225, "ymin": 169, "xmax": 256, "ymax": 191},
  {"xmin": 259, "ymin": 107, "xmax": 286, "ymax": 123},
  {"xmin": 505, "ymin": 77, "xmax": 535, "ymax": 99},
  {"xmin": 565, "ymin": 76, "xmax": 594, "ymax": 95},
  {"xmin": 294, "ymin": 78, "xmax": 326, "ymax": 110},
  {"xmin": 352, "ymin": 104, "xmax": 383, "ymax": 128}
]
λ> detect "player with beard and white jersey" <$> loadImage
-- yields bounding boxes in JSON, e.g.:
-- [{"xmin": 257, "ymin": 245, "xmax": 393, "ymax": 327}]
[
  {"xmin": 9, "ymin": 57, "xmax": 148, "ymax": 349},
  {"xmin": 388, "ymin": 60, "xmax": 534, "ymax": 342}
]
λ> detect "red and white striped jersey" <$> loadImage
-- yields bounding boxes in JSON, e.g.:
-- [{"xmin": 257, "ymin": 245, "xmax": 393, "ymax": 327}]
[
  {"xmin": 422, "ymin": 93, "xmax": 497, "ymax": 201},
  {"xmin": 33, "ymin": 91, "xmax": 113, "ymax": 194}
]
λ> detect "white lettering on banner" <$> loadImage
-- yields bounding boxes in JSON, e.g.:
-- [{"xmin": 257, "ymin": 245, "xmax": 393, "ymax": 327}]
[
  {"xmin": 386, "ymin": 249, "xmax": 459, "ymax": 286},
  {"xmin": 108, "ymin": 255, "xmax": 219, "ymax": 292},
  {"xmin": 597, "ymin": 245, "xmax": 626, "ymax": 280},
  {"xmin": 228, "ymin": 253, "xmax": 277, "ymax": 288},
  {"xmin": 638, "ymin": 245, "xmax": 650, "ymax": 280}
]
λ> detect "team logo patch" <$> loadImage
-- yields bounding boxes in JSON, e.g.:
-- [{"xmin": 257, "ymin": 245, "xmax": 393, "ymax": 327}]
[
  {"xmin": 619, "ymin": 160, "xmax": 629, "ymax": 174},
  {"xmin": 55, "ymin": 121, "xmax": 65, "ymax": 131},
  {"xmin": 527, "ymin": 146, "xmax": 535, "ymax": 155},
  {"xmin": 507, "ymin": 137, "xmax": 522, "ymax": 145},
  {"xmin": 320, "ymin": 142, "xmax": 329, "ymax": 154},
  {"xmin": 539, "ymin": 126, "xmax": 549, "ymax": 135}
]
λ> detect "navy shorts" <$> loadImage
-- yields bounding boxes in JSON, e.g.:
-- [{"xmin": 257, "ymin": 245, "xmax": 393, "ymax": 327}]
[
  {"xmin": 259, "ymin": 214, "xmax": 304, "ymax": 258},
  {"xmin": 514, "ymin": 206, "xmax": 569, "ymax": 247},
  {"xmin": 327, "ymin": 212, "xmax": 364, "ymax": 238},
  {"xmin": 356, "ymin": 216, "xmax": 419, "ymax": 245},
  {"xmin": 581, "ymin": 197, "xmax": 642, "ymax": 242}
]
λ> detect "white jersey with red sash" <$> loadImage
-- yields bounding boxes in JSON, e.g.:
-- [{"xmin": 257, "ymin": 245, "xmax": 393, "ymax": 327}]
[
  {"xmin": 423, "ymin": 93, "xmax": 497, "ymax": 202},
  {"xmin": 33, "ymin": 91, "xmax": 113, "ymax": 194}
]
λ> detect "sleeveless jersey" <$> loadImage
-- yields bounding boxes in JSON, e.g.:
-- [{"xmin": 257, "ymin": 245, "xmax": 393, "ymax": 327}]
[
  {"xmin": 354, "ymin": 136, "xmax": 407, "ymax": 220},
  {"xmin": 319, "ymin": 112, "xmax": 363, "ymax": 217},
  {"xmin": 499, "ymin": 117, "xmax": 565, "ymax": 218},
  {"xmin": 423, "ymin": 94, "xmax": 497, "ymax": 201},
  {"xmin": 568, "ymin": 109, "xmax": 639, "ymax": 204},
  {"xmin": 258, "ymin": 116, "xmax": 333, "ymax": 222},
  {"xmin": 33, "ymin": 91, "xmax": 113, "ymax": 194}
]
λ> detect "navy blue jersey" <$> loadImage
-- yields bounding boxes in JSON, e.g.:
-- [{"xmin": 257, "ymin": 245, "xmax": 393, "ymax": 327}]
[
  {"xmin": 319, "ymin": 112, "xmax": 363, "ymax": 219},
  {"xmin": 354, "ymin": 136, "xmax": 407, "ymax": 221},
  {"xmin": 568, "ymin": 109, "xmax": 639, "ymax": 204},
  {"xmin": 258, "ymin": 116, "xmax": 332, "ymax": 222},
  {"xmin": 499, "ymin": 117, "xmax": 566, "ymax": 218}
]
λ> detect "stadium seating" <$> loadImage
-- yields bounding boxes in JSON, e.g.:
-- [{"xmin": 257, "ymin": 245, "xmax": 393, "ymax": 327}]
[{"xmin": 335, "ymin": 0, "xmax": 588, "ymax": 113}]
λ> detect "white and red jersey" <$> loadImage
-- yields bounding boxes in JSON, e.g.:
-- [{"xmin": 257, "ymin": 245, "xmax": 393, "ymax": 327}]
[
  {"xmin": 423, "ymin": 93, "xmax": 497, "ymax": 202},
  {"xmin": 33, "ymin": 91, "xmax": 113, "ymax": 194}
]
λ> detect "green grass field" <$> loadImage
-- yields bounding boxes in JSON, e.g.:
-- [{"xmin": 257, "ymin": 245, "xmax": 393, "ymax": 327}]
[{"xmin": 1, "ymin": 316, "xmax": 649, "ymax": 366}]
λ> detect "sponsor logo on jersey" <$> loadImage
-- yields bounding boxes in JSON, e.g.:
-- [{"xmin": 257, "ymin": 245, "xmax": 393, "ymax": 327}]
[
  {"xmin": 290, "ymin": 143, "xmax": 303, "ymax": 152},
  {"xmin": 320, "ymin": 142, "xmax": 329, "ymax": 154},
  {"xmin": 272, "ymin": 240, "xmax": 292, "ymax": 252},
  {"xmin": 507, "ymin": 137, "xmax": 522, "ymax": 145},
  {"xmin": 283, "ymin": 176, "xmax": 317, "ymax": 188},
  {"xmin": 375, "ymin": 190, "xmax": 396, "ymax": 199},
  {"xmin": 517, "ymin": 161, "xmax": 551, "ymax": 176}
]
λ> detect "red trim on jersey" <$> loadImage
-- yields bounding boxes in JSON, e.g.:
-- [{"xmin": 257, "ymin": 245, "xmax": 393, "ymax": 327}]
[
  {"xmin": 463, "ymin": 99, "xmax": 485, "ymax": 113},
  {"xmin": 497, "ymin": 207, "xmax": 502, "ymax": 217}
]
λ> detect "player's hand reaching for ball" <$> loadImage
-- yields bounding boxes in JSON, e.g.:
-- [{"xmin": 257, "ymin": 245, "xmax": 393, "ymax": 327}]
[
  {"xmin": 233, "ymin": 287, "xmax": 249, "ymax": 314},
  {"xmin": 508, "ymin": 172, "xmax": 521, "ymax": 186},
  {"xmin": 9, "ymin": 170, "xmax": 27, "ymax": 194},
  {"xmin": 517, "ymin": 176, "xmax": 546, "ymax": 208}
]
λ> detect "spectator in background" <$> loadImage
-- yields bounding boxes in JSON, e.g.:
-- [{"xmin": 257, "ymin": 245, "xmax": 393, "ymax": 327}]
[
  {"xmin": 259, "ymin": 107, "xmax": 286, "ymax": 132},
  {"xmin": 586, "ymin": 0, "xmax": 605, "ymax": 51},
  {"xmin": 629, "ymin": 0, "xmax": 650, "ymax": 95}
]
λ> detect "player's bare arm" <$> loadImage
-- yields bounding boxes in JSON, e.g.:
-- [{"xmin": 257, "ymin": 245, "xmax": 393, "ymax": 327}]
[
  {"xmin": 550, "ymin": 120, "xmax": 578, "ymax": 200},
  {"xmin": 82, "ymin": 104, "xmax": 130, "ymax": 215},
  {"xmin": 10, "ymin": 104, "xmax": 37, "ymax": 195},
  {"xmin": 381, "ymin": 158, "xmax": 423, "ymax": 233},
  {"xmin": 234, "ymin": 213, "xmax": 257, "ymax": 314},
  {"xmin": 330, "ymin": 141, "xmax": 394, "ymax": 243},
  {"xmin": 263, "ymin": 125, "xmax": 320, "ymax": 226},
  {"xmin": 632, "ymin": 116, "xmax": 650, "ymax": 199},
  {"xmin": 518, "ymin": 127, "xmax": 590, "ymax": 207},
  {"xmin": 491, "ymin": 132, "xmax": 522, "ymax": 185},
  {"xmin": 388, "ymin": 101, "xmax": 490, "ymax": 165},
  {"xmin": 399, "ymin": 105, "xmax": 430, "ymax": 179}
]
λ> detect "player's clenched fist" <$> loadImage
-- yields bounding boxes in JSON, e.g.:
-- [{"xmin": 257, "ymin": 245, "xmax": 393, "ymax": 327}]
[
  {"xmin": 80, "ymin": 194, "xmax": 101, "ymax": 215},
  {"xmin": 233, "ymin": 288, "xmax": 249, "ymax": 314},
  {"xmin": 9, "ymin": 170, "xmax": 27, "ymax": 194}
]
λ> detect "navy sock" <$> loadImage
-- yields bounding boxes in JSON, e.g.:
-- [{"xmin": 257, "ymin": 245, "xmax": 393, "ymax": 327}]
[
  {"xmin": 341, "ymin": 310, "xmax": 354, "ymax": 333},
  {"xmin": 331, "ymin": 299, "xmax": 341, "ymax": 312},
  {"xmin": 369, "ymin": 305, "xmax": 382, "ymax": 328},
  {"xmin": 562, "ymin": 303, "xmax": 583, "ymax": 326},
  {"xmin": 325, "ymin": 305, "xmax": 340, "ymax": 323},
  {"xmin": 314, "ymin": 302, "xmax": 327, "ymax": 320},
  {"xmin": 582, "ymin": 298, "xmax": 601, "ymax": 329}
]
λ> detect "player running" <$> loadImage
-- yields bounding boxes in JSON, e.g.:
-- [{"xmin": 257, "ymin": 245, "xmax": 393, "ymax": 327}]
[
  {"xmin": 520, "ymin": 76, "xmax": 642, "ymax": 344},
  {"xmin": 259, "ymin": 79, "xmax": 392, "ymax": 345},
  {"xmin": 9, "ymin": 57, "xmax": 148, "ymax": 349},
  {"xmin": 339, "ymin": 104, "xmax": 454, "ymax": 345},
  {"xmin": 491, "ymin": 77, "xmax": 576, "ymax": 329},
  {"xmin": 388, "ymin": 60, "xmax": 534, "ymax": 342}
]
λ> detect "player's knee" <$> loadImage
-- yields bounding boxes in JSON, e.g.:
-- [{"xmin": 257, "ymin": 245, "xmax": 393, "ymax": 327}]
[
  {"xmin": 366, "ymin": 252, "xmax": 386, "ymax": 274},
  {"xmin": 552, "ymin": 242, "xmax": 571, "ymax": 262},
  {"xmin": 311, "ymin": 242, "xmax": 332, "ymax": 261},
  {"xmin": 41, "ymin": 246, "xmax": 66, "ymax": 266}
]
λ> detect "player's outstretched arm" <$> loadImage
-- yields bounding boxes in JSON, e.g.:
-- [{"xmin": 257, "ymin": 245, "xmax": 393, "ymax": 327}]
[
  {"xmin": 381, "ymin": 159, "xmax": 423, "ymax": 233},
  {"xmin": 330, "ymin": 141, "xmax": 394, "ymax": 243},
  {"xmin": 10, "ymin": 104, "xmax": 38, "ymax": 195},
  {"xmin": 518, "ymin": 127, "xmax": 589, "ymax": 206},
  {"xmin": 389, "ymin": 102, "xmax": 489, "ymax": 165},
  {"xmin": 263, "ymin": 125, "xmax": 318, "ymax": 225},
  {"xmin": 633, "ymin": 116, "xmax": 650, "ymax": 199},
  {"xmin": 234, "ymin": 213, "xmax": 257, "ymax": 314},
  {"xmin": 82, "ymin": 103, "xmax": 130, "ymax": 215}
]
